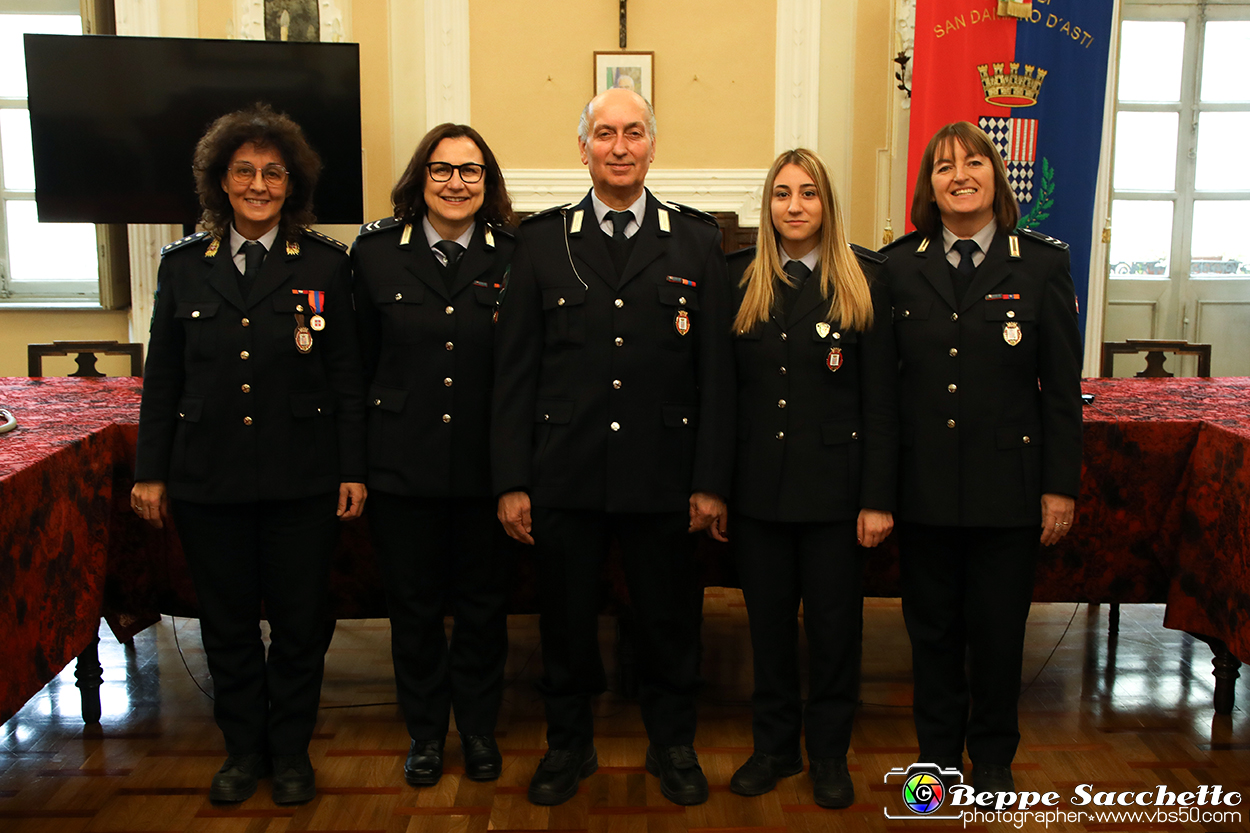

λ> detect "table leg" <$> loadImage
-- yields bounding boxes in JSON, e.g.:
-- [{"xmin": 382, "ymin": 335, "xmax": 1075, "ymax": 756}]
[
  {"xmin": 75, "ymin": 635, "xmax": 103, "ymax": 724},
  {"xmin": 1210, "ymin": 640, "xmax": 1241, "ymax": 715}
]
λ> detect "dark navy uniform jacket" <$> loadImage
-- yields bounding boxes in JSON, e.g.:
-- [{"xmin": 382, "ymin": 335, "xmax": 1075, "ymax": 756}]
[
  {"xmin": 491, "ymin": 189, "xmax": 735, "ymax": 512},
  {"xmin": 352, "ymin": 218, "xmax": 516, "ymax": 498},
  {"xmin": 728, "ymin": 246, "xmax": 898, "ymax": 523},
  {"xmin": 879, "ymin": 227, "xmax": 1083, "ymax": 527},
  {"xmin": 135, "ymin": 229, "xmax": 366, "ymax": 502}
]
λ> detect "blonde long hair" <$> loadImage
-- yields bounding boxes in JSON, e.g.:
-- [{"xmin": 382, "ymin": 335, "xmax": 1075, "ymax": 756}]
[{"xmin": 733, "ymin": 149, "xmax": 874, "ymax": 334}]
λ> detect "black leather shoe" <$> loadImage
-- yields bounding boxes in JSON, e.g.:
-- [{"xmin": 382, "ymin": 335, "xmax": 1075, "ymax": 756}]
[
  {"xmin": 404, "ymin": 739, "xmax": 444, "ymax": 787},
  {"xmin": 729, "ymin": 752, "xmax": 804, "ymax": 796},
  {"xmin": 810, "ymin": 757, "xmax": 855, "ymax": 809},
  {"xmin": 645, "ymin": 745, "xmax": 708, "ymax": 806},
  {"xmin": 209, "ymin": 753, "xmax": 267, "ymax": 803},
  {"xmin": 460, "ymin": 734, "xmax": 502, "ymax": 781},
  {"xmin": 527, "ymin": 745, "xmax": 597, "ymax": 805},
  {"xmin": 972, "ymin": 763, "xmax": 1014, "ymax": 797},
  {"xmin": 271, "ymin": 754, "xmax": 316, "ymax": 805}
]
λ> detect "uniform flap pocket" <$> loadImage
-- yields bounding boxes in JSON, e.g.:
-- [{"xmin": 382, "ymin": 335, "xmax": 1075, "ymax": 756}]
[
  {"xmin": 379, "ymin": 284, "xmax": 424, "ymax": 304},
  {"xmin": 174, "ymin": 302, "xmax": 220, "ymax": 320},
  {"xmin": 473, "ymin": 284, "xmax": 500, "ymax": 305},
  {"xmin": 290, "ymin": 391, "xmax": 335, "ymax": 418},
  {"xmin": 996, "ymin": 425, "xmax": 1042, "ymax": 449},
  {"xmin": 658, "ymin": 283, "xmax": 700, "ymax": 310},
  {"xmin": 813, "ymin": 325, "xmax": 858, "ymax": 344},
  {"xmin": 821, "ymin": 420, "xmax": 862, "ymax": 445},
  {"xmin": 535, "ymin": 398, "xmax": 575, "ymax": 424},
  {"xmin": 368, "ymin": 384, "xmax": 407, "ymax": 414},
  {"xmin": 984, "ymin": 300, "xmax": 1035, "ymax": 321},
  {"xmin": 176, "ymin": 394, "xmax": 204, "ymax": 422},
  {"xmin": 663, "ymin": 403, "xmax": 698, "ymax": 428},
  {"xmin": 894, "ymin": 300, "xmax": 931, "ymax": 321},
  {"xmin": 273, "ymin": 294, "xmax": 316, "ymax": 314},
  {"xmin": 542, "ymin": 286, "xmax": 586, "ymax": 310}
]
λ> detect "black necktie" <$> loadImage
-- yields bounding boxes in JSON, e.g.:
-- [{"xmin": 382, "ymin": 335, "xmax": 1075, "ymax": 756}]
[
  {"xmin": 239, "ymin": 240, "xmax": 265, "ymax": 296},
  {"xmin": 781, "ymin": 259, "xmax": 811, "ymax": 319},
  {"xmin": 433, "ymin": 240, "xmax": 465, "ymax": 287},
  {"xmin": 951, "ymin": 238, "xmax": 979, "ymax": 302},
  {"xmin": 606, "ymin": 210, "xmax": 633, "ymax": 240}
]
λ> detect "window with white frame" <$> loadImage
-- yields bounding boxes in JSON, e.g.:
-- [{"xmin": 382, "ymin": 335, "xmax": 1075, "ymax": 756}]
[{"xmin": 0, "ymin": 7, "xmax": 100, "ymax": 303}]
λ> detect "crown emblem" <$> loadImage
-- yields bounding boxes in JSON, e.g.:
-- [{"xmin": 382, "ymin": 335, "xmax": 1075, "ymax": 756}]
[{"xmin": 978, "ymin": 62, "xmax": 1047, "ymax": 107}]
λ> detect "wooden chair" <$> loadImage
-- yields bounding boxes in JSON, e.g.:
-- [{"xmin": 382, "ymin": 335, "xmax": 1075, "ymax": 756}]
[
  {"xmin": 1100, "ymin": 339, "xmax": 1212, "ymax": 379},
  {"xmin": 28, "ymin": 340, "xmax": 144, "ymax": 378}
]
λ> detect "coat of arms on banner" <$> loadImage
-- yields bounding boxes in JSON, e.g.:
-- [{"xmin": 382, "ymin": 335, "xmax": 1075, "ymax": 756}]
[{"xmin": 975, "ymin": 62, "xmax": 1054, "ymax": 229}]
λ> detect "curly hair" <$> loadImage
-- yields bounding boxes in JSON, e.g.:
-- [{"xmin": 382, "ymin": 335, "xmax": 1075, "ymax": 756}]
[
  {"xmin": 192, "ymin": 102, "xmax": 321, "ymax": 239},
  {"xmin": 391, "ymin": 123, "xmax": 515, "ymax": 228}
]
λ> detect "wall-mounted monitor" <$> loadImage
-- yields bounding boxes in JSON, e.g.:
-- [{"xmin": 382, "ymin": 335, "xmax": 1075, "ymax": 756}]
[{"xmin": 24, "ymin": 33, "xmax": 362, "ymax": 226}]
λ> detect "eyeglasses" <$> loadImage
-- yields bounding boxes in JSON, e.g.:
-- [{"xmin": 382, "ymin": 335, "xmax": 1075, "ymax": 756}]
[
  {"xmin": 426, "ymin": 162, "xmax": 485, "ymax": 183},
  {"xmin": 227, "ymin": 163, "xmax": 289, "ymax": 186}
]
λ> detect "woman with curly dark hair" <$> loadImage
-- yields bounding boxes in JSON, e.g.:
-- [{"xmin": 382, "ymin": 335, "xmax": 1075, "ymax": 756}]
[
  {"xmin": 132, "ymin": 103, "xmax": 366, "ymax": 806},
  {"xmin": 351, "ymin": 123, "xmax": 516, "ymax": 787}
]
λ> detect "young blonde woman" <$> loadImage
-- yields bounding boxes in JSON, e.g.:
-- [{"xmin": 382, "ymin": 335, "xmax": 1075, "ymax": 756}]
[{"xmin": 726, "ymin": 148, "xmax": 897, "ymax": 809}]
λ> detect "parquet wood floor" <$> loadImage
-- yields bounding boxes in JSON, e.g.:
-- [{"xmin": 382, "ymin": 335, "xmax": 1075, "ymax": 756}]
[{"xmin": 1, "ymin": 595, "xmax": 1246, "ymax": 832}]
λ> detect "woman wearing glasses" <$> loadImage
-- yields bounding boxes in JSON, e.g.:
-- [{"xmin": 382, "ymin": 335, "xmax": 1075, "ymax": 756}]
[
  {"xmin": 351, "ymin": 124, "xmax": 516, "ymax": 787},
  {"xmin": 132, "ymin": 103, "xmax": 366, "ymax": 805}
]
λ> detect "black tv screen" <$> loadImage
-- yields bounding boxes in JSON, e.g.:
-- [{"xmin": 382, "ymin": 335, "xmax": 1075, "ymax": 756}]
[{"xmin": 24, "ymin": 34, "xmax": 362, "ymax": 225}]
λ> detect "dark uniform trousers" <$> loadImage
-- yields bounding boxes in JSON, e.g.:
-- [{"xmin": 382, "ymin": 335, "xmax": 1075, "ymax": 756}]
[
  {"xmin": 491, "ymin": 190, "xmax": 735, "ymax": 752},
  {"xmin": 880, "ymin": 226, "xmax": 1082, "ymax": 768},
  {"xmin": 135, "ymin": 228, "xmax": 365, "ymax": 759},
  {"xmin": 172, "ymin": 495, "xmax": 339, "ymax": 756},
  {"xmin": 351, "ymin": 219, "xmax": 517, "ymax": 744}
]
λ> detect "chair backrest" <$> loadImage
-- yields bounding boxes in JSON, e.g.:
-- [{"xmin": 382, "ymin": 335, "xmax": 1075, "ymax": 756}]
[
  {"xmin": 1100, "ymin": 339, "xmax": 1212, "ymax": 378},
  {"xmin": 28, "ymin": 340, "xmax": 144, "ymax": 378}
]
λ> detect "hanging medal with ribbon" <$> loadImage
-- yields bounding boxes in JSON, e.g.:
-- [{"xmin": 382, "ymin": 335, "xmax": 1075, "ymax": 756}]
[
  {"xmin": 816, "ymin": 322, "xmax": 843, "ymax": 372},
  {"xmin": 1003, "ymin": 321, "xmax": 1022, "ymax": 346},
  {"xmin": 291, "ymin": 289, "xmax": 318, "ymax": 353}
]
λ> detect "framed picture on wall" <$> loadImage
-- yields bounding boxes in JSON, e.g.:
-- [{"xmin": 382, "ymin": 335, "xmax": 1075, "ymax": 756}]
[{"xmin": 594, "ymin": 51, "xmax": 654, "ymax": 105}]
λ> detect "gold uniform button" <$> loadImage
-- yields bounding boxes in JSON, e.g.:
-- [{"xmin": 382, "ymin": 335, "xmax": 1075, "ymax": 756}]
[
  {"xmin": 778, "ymin": 399, "xmax": 787, "ymax": 409},
  {"xmin": 241, "ymin": 384, "xmax": 251, "ymax": 393},
  {"xmin": 610, "ymin": 421, "xmax": 620, "ymax": 431},
  {"xmin": 949, "ymin": 348, "xmax": 959, "ymax": 357},
  {"xmin": 445, "ymin": 305, "xmax": 454, "ymax": 315},
  {"xmin": 833, "ymin": 332, "xmax": 841, "ymax": 340},
  {"xmin": 445, "ymin": 341, "xmax": 454, "ymax": 350},
  {"xmin": 679, "ymin": 296, "xmax": 687, "ymax": 305},
  {"xmin": 947, "ymin": 419, "xmax": 956, "ymax": 428},
  {"xmin": 852, "ymin": 431, "xmax": 859, "ymax": 440},
  {"xmin": 442, "ymin": 414, "xmax": 451, "ymax": 423},
  {"xmin": 612, "ymin": 380, "xmax": 622, "ymax": 389},
  {"xmin": 779, "ymin": 366, "xmax": 787, "ymax": 375},
  {"xmin": 296, "ymin": 304, "xmax": 304, "ymax": 312},
  {"xmin": 951, "ymin": 312, "xmax": 959, "ymax": 321},
  {"xmin": 614, "ymin": 337, "xmax": 624, "ymax": 347},
  {"xmin": 243, "ymin": 416, "xmax": 253, "ymax": 426},
  {"xmin": 948, "ymin": 384, "xmax": 957, "ymax": 393},
  {"xmin": 240, "ymin": 350, "xmax": 250, "ymax": 360},
  {"xmin": 780, "ymin": 332, "xmax": 788, "ymax": 341},
  {"xmin": 373, "ymin": 398, "xmax": 381, "ymax": 406},
  {"xmin": 395, "ymin": 292, "xmax": 403, "ymax": 301},
  {"xmin": 902, "ymin": 309, "xmax": 911, "ymax": 318},
  {"xmin": 444, "ymin": 377, "xmax": 453, "ymax": 387},
  {"xmin": 191, "ymin": 310, "xmax": 200, "ymax": 318},
  {"xmin": 1006, "ymin": 310, "xmax": 1016, "ymax": 319},
  {"xmin": 178, "ymin": 412, "xmax": 185, "ymax": 419},
  {"xmin": 543, "ymin": 414, "xmax": 550, "ymax": 421},
  {"xmin": 682, "ymin": 417, "xmax": 689, "ymax": 425},
  {"xmin": 1023, "ymin": 435, "xmax": 1031, "ymax": 444},
  {"xmin": 241, "ymin": 317, "xmax": 250, "ymax": 327},
  {"xmin": 557, "ymin": 298, "xmax": 566, "ymax": 306},
  {"xmin": 776, "ymin": 431, "xmax": 785, "ymax": 440},
  {"xmin": 615, "ymin": 298, "xmax": 624, "ymax": 308}
]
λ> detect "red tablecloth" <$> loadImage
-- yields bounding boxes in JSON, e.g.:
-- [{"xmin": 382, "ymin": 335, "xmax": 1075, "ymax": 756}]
[{"xmin": 3, "ymin": 376, "xmax": 1249, "ymax": 725}]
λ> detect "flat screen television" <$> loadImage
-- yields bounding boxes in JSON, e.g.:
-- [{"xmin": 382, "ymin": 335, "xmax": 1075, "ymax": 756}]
[{"xmin": 24, "ymin": 34, "xmax": 362, "ymax": 226}]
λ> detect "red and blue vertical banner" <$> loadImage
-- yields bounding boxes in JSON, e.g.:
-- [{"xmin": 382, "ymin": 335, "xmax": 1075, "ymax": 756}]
[{"xmin": 907, "ymin": 0, "xmax": 1115, "ymax": 332}]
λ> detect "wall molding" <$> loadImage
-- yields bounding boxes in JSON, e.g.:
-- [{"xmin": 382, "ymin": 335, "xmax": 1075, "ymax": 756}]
[
  {"xmin": 231, "ymin": 0, "xmax": 348, "ymax": 42},
  {"xmin": 505, "ymin": 169, "xmax": 768, "ymax": 227},
  {"xmin": 425, "ymin": 0, "xmax": 471, "ymax": 126},
  {"xmin": 775, "ymin": 0, "xmax": 822, "ymax": 152}
]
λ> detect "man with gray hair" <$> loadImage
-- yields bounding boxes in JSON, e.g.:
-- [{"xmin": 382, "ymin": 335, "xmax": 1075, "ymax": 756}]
[{"xmin": 492, "ymin": 87, "xmax": 734, "ymax": 806}]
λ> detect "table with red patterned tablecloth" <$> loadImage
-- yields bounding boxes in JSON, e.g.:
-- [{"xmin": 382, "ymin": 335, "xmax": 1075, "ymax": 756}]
[{"xmin": 2, "ymin": 376, "xmax": 1248, "ymax": 725}]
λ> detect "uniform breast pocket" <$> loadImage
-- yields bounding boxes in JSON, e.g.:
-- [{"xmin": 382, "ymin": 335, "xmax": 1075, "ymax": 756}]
[
  {"xmin": 984, "ymin": 300, "xmax": 1036, "ymax": 362},
  {"xmin": 542, "ymin": 287, "xmax": 586, "ymax": 347},
  {"xmin": 375, "ymin": 284, "xmax": 425, "ymax": 343},
  {"xmin": 174, "ymin": 302, "xmax": 221, "ymax": 360},
  {"xmin": 656, "ymin": 283, "xmax": 700, "ymax": 347}
]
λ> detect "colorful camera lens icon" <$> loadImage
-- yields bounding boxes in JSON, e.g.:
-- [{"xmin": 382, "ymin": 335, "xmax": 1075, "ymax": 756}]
[{"xmin": 883, "ymin": 762, "xmax": 965, "ymax": 820}]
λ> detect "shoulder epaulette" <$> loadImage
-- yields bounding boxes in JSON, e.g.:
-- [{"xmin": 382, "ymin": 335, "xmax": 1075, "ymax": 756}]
[
  {"xmin": 665, "ymin": 201, "xmax": 718, "ymax": 227},
  {"xmin": 302, "ymin": 227, "xmax": 349, "ymax": 252},
  {"xmin": 880, "ymin": 229, "xmax": 923, "ymax": 253},
  {"xmin": 1018, "ymin": 227, "xmax": 1069, "ymax": 250},
  {"xmin": 850, "ymin": 243, "xmax": 887, "ymax": 265},
  {"xmin": 488, "ymin": 223, "xmax": 516, "ymax": 239},
  {"xmin": 727, "ymin": 246, "xmax": 756, "ymax": 263},
  {"xmin": 161, "ymin": 230, "xmax": 211, "ymax": 257},
  {"xmin": 358, "ymin": 216, "xmax": 403, "ymax": 238},
  {"xmin": 521, "ymin": 204, "xmax": 570, "ymax": 223}
]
